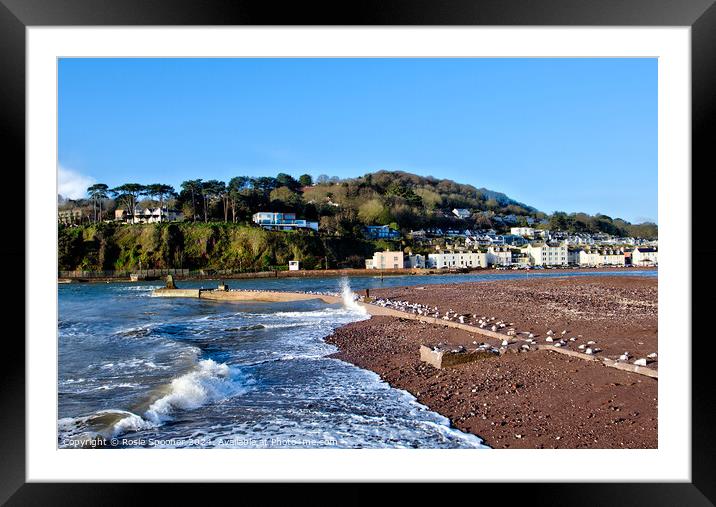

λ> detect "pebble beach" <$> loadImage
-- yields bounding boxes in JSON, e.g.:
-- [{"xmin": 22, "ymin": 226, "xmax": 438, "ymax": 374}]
[{"xmin": 326, "ymin": 275, "xmax": 658, "ymax": 448}]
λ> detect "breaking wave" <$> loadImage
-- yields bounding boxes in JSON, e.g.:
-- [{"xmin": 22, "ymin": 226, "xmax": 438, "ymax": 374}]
[
  {"xmin": 143, "ymin": 359, "xmax": 252, "ymax": 424},
  {"xmin": 339, "ymin": 277, "xmax": 368, "ymax": 315},
  {"xmin": 59, "ymin": 359, "xmax": 254, "ymax": 444}
]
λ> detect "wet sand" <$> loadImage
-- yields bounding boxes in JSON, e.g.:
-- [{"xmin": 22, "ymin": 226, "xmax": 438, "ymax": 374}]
[{"xmin": 326, "ymin": 276, "xmax": 658, "ymax": 449}]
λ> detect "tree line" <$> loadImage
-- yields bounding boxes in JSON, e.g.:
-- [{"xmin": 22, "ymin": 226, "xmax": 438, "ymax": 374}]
[
  {"xmin": 85, "ymin": 183, "xmax": 177, "ymax": 222},
  {"xmin": 72, "ymin": 170, "xmax": 656, "ymax": 239},
  {"xmin": 545, "ymin": 211, "xmax": 658, "ymax": 239}
]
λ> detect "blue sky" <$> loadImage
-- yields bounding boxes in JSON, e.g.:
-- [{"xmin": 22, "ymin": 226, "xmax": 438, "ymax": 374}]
[{"xmin": 58, "ymin": 58, "xmax": 657, "ymax": 223}]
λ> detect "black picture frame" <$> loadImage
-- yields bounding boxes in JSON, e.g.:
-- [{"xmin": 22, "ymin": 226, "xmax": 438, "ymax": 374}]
[{"xmin": 1, "ymin": 0, "xmax": 713, "ymax": 504}]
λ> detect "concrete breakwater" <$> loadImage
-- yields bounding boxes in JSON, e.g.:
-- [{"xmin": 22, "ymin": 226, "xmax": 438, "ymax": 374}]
[
  {"xmin": 152, "ymin": 287, "xmax": 657, "ymax": 379},
  {"xmin": 152, "ymin": 287, "xmax": 342, "ymax": 304}
]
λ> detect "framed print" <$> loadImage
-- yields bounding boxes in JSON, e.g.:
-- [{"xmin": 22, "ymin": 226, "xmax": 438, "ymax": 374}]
[{"xmin": 2, "ymin": 0, "xmax": 714, "ymax": 503}]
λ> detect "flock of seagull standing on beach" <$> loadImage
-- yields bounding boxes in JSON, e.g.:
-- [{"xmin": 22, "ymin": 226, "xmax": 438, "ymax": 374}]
[
  {"xmin": 368, "ymin": 296, "xmax": 656, "ymax": 367},
  {"xmin": 221, "ymin": 287, "xmax": 656, "ymax": 368}
]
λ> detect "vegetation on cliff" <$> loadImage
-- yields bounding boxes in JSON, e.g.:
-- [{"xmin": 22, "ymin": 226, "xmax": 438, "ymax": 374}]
[{"xmin": 58, "ymin": 222, "xmax": 392, "ymax": 272}]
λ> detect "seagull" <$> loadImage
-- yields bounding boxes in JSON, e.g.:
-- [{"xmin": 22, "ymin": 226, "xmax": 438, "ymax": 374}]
[
  {"xmin": 619, "ymin": 352, "xmax": 630, "ymax": 361},
  {"xmin": 647, "ymin": 352, "xmax": 658, "ymax": 359},
  {"xmin": 585, "ymin": 348, "xmax": 594, "ymax": 355}
]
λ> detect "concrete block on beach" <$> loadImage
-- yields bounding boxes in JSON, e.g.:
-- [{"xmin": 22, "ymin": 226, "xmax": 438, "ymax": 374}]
[{"xmin": 419, "ymin": 345, "xmax": 496, "ymax": 369}]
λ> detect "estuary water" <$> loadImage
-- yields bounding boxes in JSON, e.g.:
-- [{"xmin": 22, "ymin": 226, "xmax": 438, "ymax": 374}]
[{"xmin": 58, "ymin": 269, "xmax": 655, "ymax": 449}]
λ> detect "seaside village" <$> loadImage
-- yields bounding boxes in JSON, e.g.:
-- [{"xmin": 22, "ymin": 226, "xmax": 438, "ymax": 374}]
[
  {"xmin": 59, "ymin": 205, "xmax": 657, "ymax": 271},
  {"xmin": 251, "ymin": 209, "xmax": 657, "ymax": 271},
  {"xmin": 364, "ymin": 233, "xmax": 657, "ymax": 271}
]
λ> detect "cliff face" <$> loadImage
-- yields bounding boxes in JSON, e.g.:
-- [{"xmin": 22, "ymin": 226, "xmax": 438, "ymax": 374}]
[{"xmin": 58, "ymin": 223, "xmax": 381, "ymax": 272}]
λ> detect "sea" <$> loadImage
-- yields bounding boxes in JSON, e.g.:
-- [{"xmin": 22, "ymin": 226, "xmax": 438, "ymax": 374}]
[{"xmin": 58, "ymin": 269, "xmax": 656, "ymax": 449}]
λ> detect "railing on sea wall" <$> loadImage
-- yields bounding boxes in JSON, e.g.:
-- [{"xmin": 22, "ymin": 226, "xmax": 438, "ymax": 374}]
[
  {"xmin": 58, "ymin": 267, "xmax": 292, "ymax": 279},
  {"xmin": 58, "ymin": 269, "xmax": 192, "ymax": 279},
  {"xmin": 57, "ymin": 266, "xmax": 443, "ymax": 280}
]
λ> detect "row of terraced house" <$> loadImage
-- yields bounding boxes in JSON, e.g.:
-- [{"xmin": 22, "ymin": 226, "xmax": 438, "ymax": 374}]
[{"xmin": 365, "ymin": 244, "xmax": 657, "ymax": 270}]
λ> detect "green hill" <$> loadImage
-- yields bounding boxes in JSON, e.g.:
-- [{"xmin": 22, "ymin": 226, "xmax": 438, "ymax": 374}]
[{"xmin": 58, "ymin": 170, "xmax": 656, "ymax": 272}]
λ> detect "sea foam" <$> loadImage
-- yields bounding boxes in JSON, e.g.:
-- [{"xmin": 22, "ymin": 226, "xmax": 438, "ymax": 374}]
[
  {"xmin": 339, "ymin": 277, "xmax": 367, "ymax": 315},
  {"xmin": 143, "ymin": 359, "xmax": 252, "ymax": 424},
  {"xmin": 60, "ymin": 359, "xmax": 254, "ymax": 443}
]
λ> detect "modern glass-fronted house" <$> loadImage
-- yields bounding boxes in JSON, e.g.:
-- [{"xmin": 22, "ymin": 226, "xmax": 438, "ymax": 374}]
[{"xmin": 252, "ymin": 212, "xmax": 319, "ymax": 231}]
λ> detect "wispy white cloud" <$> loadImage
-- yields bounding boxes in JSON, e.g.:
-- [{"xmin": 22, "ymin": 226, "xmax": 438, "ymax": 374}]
[{"xmin": 58, "ymin": 165, "xmax": 95, "ymax": 199}]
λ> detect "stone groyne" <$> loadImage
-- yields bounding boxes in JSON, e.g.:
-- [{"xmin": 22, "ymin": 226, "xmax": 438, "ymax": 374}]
[{"xmin": 152, "ymin": 287, "xmax": 342, "ymax": 304}]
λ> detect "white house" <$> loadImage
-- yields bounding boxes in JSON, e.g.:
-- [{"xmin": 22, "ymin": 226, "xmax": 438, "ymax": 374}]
[
  {"xmin": 524, "ymin": 242, "xmax": 568, "ymax": 266},
  {"xmin": 366, "ymin": 251, "xmax": 404, "ymax": 270},
  {"xmin": 510, "ymin": 226, "xmax": 535, "ymax": 238},
  {"xmin": 578, "ymin": 250, "xmax": 600, "ymax": 267},
  {"xmin": 252, "ymin": 212, "xmax": 318, "ymax": 231},
  {"xmin": 632, "ymin": 247, "xmax": 658, "ymax": 266},
  {"xmin": 58, "ymin": 208, "xmax": 84, "ymax": 225},
  {"xmin": 601, "ymin": 250, "xmax": 626, "ymax": 266},
  {"xmin": 452, "ymin": 208, "xmax": 471, "ymax": 219},
  {"xmin": 579, "ymin": 249, "xmax": 625, "ymax": 267},
  {"xmin": 486, "ymin": 246, "xmax": 512, "ymax": 267},
  {"xmin": 428, "ymin": 251, "xmax": 487, "ymax": 269},
  {"xmin": 115, "ymin": 207, "xmax": 183, "ymax": 224}
]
